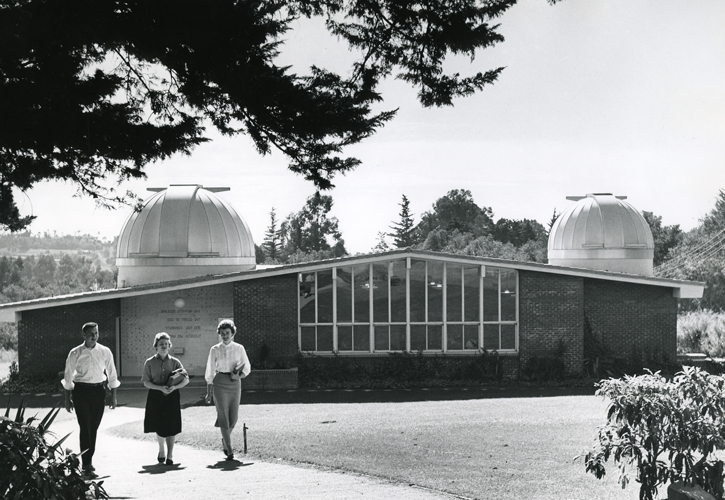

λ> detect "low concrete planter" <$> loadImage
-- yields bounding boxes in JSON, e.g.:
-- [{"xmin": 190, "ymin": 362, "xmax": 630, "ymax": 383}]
[{"xmin": 243, "ymin": 368, "xmax": 298, "ymax": 390}]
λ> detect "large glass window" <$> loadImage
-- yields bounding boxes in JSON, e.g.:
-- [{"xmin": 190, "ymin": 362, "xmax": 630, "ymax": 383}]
[
  {"xmin": 409, "ymin": 260, "xmax": 427, "ymax": 322},
  {"xmin": 299, "ymin": 259, "xmax": 517, "ymax": 353},
  {"xmin": 428, "ymin": 261, "xmax": 443, "ymax": 322},
  {"xmin": 390, "ymin": 260, "xmax": 406, "ymax": 323},
  {"xmin": 354, "ymin": 265, "xmax": 370, "ymax": 323},
  {"xmin": 337, "ymin": 267, "xmax": 352, "ymax": 323}
]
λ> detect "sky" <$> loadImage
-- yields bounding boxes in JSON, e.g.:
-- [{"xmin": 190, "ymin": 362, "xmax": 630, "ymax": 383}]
[{"xmin": 10, "ymin": 0, "xmax": 725, "ymax": 254}]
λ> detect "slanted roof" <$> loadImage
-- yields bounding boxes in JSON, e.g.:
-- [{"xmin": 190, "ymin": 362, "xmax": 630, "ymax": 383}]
[{"xmin": 0, "ymin": 249, "xmax": 705, "ymax": 322}]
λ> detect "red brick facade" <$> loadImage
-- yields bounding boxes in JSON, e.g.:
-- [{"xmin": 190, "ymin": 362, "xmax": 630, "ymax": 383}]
[
  {"xmin": 519, "ymin": 271, "xmax": 584, "ymax": 375},
  {"xmin": 234, "ymin": 274, "xmax": 299, "ymax": 368},
  {"xmin": 15, "ymin": 268, "xmax": 679, "ymax": 383},
  {"xmin": 18, "ymin": 299, "xmax": 121, "ymax": 378},
  {"xmin": 583, "ymin": 278, "xmax": 677, "ymax": 365}
]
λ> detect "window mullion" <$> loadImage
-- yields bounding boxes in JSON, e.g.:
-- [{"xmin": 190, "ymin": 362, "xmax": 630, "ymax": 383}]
[
  {"xmin": 442, "ymin": 262, "xmax": 447, "ymax": 353},
  {"xmin": 406, "ymin": 257, "xmax": 411, "ymax": 352},
  {"xmin": 368, "ymin": 263, "xmax": 374, "ymax": 352},
  {"xmin": 332, "ymin": 267, "xmax": 338, "ymax": 352},
  {"xmin": 479, "ymin": 265, "xmax": 484, "ymax": 350}
]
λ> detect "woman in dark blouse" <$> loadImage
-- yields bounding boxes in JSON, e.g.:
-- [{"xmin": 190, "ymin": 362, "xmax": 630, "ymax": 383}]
[{"xmin": 142, "ymin": 332, "xmax": 189, "ymax": 465}]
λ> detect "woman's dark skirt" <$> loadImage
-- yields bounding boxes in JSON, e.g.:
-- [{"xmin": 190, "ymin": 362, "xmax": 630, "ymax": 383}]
[
  {"xmin": 144, "ymin": 389, "xmax": 182, "ymax": 437},
  {"xmin": 213, "ymin": 372, "xmax": 241, "ymax": 429}
]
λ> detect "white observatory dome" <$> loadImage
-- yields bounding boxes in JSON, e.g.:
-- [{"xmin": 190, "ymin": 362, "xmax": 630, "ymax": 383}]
[
  {"xmin": 116, "ymin": 185, "xmax": 256, "ymax": 286},
  {"xmin": 547, "ymin": 193, "xmax": 654, "ymax": 276}
]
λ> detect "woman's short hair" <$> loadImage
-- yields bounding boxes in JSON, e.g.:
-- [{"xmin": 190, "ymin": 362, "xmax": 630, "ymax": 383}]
[
  {"xmin": 217, "ymin": 319, "xmax": 236, "ymax": 335},
  {"xmin": 153, "ymin": 332, "xmax": 172, "ymax": 348}
]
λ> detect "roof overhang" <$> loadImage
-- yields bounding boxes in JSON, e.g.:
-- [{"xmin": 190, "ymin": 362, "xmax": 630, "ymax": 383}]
[{"xmin": 0, "ymin": 249, "xmax": 705, "ymax": 322}]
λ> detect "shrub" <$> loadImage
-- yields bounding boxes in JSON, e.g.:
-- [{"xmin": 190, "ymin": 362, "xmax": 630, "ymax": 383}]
[
  {"xmin": 522, "ymin": 339, "xmax": 567, "ymax": 381},
  {"xmin": 580, "ymin": 367, "xmax": 725, "ymax": 500},
  {"xmin": 678, "ymin": 310, "xmax": 725, "ymax": 357},
  {"xmin": 0, "ymin": 399, "xmax": 109, "ymax": 499},
  {"xmin": 0, "ymin": 323, "xmax": 17, "ymax": 351},
  {"xmin": 0, "ymin": 364, "xmax": 59, "ymax": 395},
  {"xmin": 297, "ymin": 350, "xmax": 501, "ymax": 389}
]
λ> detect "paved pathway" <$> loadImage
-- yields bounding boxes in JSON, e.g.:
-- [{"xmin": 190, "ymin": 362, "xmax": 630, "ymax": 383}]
[{"xmin": 40, "ymin": 388, "xmax": 458, "ymax": 500}]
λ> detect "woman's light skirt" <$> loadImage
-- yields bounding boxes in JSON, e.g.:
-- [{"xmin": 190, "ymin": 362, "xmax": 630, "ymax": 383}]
[{"xmin": 213, "ymin": 372, "xmax": 241, "ymax": 429}]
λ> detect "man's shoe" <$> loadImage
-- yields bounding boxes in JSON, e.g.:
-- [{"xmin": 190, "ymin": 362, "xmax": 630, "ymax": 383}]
[{"xmin": 83, "ymin": 468, "xmax": 99, "ymax": 480}]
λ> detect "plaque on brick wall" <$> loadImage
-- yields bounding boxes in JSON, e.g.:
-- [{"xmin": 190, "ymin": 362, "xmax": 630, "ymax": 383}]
[{"xmin": 120, "ymin": 283, "xmax": 234, "ymax": 377}]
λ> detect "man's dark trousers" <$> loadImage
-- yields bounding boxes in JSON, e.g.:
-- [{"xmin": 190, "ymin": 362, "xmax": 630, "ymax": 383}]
[{"xmin": 72, "ymin": 383, "xmax": 106, "ymax": 468}]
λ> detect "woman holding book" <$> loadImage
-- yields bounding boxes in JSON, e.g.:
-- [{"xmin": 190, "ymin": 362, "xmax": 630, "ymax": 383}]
[
  {"xmin": 142, "ymin": 332, "xmax": 189, "ymax": 465},
  {"xmin": 204, "ymin": 319, "xmax": 250, "ymax": 460}
]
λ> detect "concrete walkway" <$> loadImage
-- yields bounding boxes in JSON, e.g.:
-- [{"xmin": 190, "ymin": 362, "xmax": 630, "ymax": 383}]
[{"xmin": 41, "ymin": 387, "xmax": 457, "ymax": 500}]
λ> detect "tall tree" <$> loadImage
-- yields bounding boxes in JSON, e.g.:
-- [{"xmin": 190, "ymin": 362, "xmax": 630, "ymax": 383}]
[
  {"xmin": 547, "ymin": 208, "xmax": 559, "ymax": 235},
  {"xmin": 262, "ymin": 207, "xmax": 282, "ymax": 262},
  {"xmin": 642, "ymin": 211, "xmax": 683, "ymax": 267},
  {"xmin": 701, "ymin": 189, "xmax": 725, "ymax": 236},
  {"xmin": 388, "ymin": 194, "xmax": 416, "ymax": 248},
  {"xmin": 371, "ymin": 231, "xmax": 392, "ymax": 253},
  {"xmin": 0, "ymin": 0, "xmax": 528, "ymax": 231},
  {"xmin": 280, "ymin": 192, "xmax": 346, "ymax": 257},
  {"xmin": 418, "ymin": 189, "xmax": 494, "ymax": 241},
  {"xmin": 493, "ymin": 218, "xmax": 547, "ymax": 247}
]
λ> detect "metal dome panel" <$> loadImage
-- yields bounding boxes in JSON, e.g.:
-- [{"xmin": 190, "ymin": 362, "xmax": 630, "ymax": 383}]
[
  {"xmin": 116, "ymin": 185, "xmax": 256, "ymax": 286},
  {"xmin": 548, "ymin": 194, "xmax": 654, "ymax": 275}
]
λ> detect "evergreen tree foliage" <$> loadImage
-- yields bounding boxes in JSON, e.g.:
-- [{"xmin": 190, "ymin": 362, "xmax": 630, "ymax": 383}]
[
  {"xmin": 546, "ymin": 208, "xmax": 559, "ymax": 234},
  {"xmin": 388, "ymin": 194, "xmax": 416, "ymax": 248},
  {"xmin": 371, "ymin": 231, "xmax": 392, "ymax": 253},
  {"xmin": 0, "ymin": 0, "xmax": 524, "ymax": 231},
  {"xmin": 262, "ymin": 207, "xmax": 282, "ymax": 262}
]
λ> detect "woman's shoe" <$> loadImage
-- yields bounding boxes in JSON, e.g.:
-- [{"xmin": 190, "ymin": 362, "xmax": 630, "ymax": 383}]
[
  {"xmin": 157, "ymin": 455, "xmax": 165, "ymax": 464},
  {"xmin": 165, "ymin": 458, "xmax": 174, "ymax": 465},
  {"xmin": 226, "ymin": 451, "xmax": 234, "ymax": 461}
]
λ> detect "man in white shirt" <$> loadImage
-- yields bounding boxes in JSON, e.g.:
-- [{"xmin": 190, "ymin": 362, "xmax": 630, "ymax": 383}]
[{"xmin": 62, "ymin": 322, "xmax": 120, "ymax": 479}]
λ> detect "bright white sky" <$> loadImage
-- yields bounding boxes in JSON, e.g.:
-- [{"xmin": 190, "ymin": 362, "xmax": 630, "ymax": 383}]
[{"xmin": 11, "ymin": 0, "xmax": 725, "ymax": 254}]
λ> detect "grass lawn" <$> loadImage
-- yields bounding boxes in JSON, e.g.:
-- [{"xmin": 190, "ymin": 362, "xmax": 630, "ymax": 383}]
[{"xmin": 109, "ymin": 394, "xmax": 647, "ymax": 500}]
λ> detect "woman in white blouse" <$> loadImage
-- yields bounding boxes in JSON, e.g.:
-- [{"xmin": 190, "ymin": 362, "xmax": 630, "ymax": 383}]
[{"xmin": 204, "ymin": 319, "xmax": 251, "ymax": 460}]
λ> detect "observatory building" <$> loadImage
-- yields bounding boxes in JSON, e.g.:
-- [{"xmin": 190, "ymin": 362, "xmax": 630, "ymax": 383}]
[
  {"xmin": 548, "ymin": 193, "xmax": 655, "ymax": 276},
  {"xmin": 0, "ymin": 187, "xmax": 705, "ymax": 384}
]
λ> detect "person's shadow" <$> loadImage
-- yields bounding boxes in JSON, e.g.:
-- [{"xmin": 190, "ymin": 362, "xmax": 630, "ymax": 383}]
[
  {"xmin": 206, "ymin": 459, "xmax": 253, "ymax": 472},
  {"xmin": 139, "ymin": 463, "xmax": 186, "ymax": 475}
]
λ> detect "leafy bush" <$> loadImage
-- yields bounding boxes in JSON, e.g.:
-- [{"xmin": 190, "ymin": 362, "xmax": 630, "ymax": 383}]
[
  {"xmin": 580, "ymin": 367, "xmax": 725, "ymax": 500},
  {"xmin": 678, "ymin": 310, "xmax": 725, "ymax": 357},
  {"xmin": 0, "ymin": 363, "xmax": 60, "ymax": 395},
  {"xmin": 522, "ymin": 339, "xmax": 567, "ymax": 381},
  {"xmin": 0, "ymin": 323, "xmax": 17, "ymax": 351},
  {"xmin": 0, "ymin": 399, "xmax": 109, "ymax": 499}
]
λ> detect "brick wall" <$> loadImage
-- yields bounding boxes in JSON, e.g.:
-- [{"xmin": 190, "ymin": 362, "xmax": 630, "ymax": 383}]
[
  {"xmin": 18, "ymin": 300, "xmax": 121, "ymax": 378},
  {"xmin": 583, "ymin": 279, "xmax": 677, "ymax": 365},
  {"xmin": 518, "ymin": 271, "xmax": 584, "ymax": 377},
  {"xmin": 234, "ymin": 274, "xmax": 299, "ymax": 367}
]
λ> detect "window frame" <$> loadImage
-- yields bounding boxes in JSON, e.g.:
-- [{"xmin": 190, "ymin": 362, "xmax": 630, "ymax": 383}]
[{"xmin": 298, "ymin": 257, "xmax": 518, "ymax": 354}]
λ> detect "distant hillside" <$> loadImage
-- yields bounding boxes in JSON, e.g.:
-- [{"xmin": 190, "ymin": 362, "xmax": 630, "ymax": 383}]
[
  {"xmin": 0, "ymin": 232, "xmax": 117, "ymax": 271},
  {"xmin": 0, "ymin": 231, "xmax": 115, "ymax": 252},
  {"xmin": 0, "ymin": 233, "xmax": 118, "ymax": 304}
]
